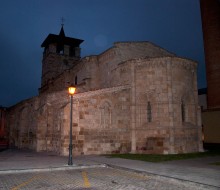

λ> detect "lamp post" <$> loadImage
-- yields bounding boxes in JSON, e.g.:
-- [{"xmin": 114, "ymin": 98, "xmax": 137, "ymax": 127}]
[{"xmin": 68, "ymin": 85, "xmax": 76, "ymax": 165}]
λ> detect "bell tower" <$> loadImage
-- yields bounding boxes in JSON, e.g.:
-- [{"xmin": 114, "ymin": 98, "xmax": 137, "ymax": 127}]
[{"xmin": 39, "ymin": 26, "xmax": 83, "ymax": 93}]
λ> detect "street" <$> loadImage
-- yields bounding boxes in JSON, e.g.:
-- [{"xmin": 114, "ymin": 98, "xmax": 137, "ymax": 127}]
[{"xmin": 0, "ymin": 167, "xmax": 215, "ymax": 190}]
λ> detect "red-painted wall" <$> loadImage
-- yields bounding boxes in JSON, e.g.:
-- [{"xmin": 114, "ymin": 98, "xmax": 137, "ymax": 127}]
[
  {"xmin": 0, "ymin": 107, "xmax": 7, "ymax": 138},
  {"xmin": 200, "ymin": 0, "xmax": 220, "ymax": 109}
]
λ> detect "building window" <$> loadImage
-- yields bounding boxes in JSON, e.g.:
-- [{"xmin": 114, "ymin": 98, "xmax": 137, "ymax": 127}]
[
  {"xmin": 75, "ymin": 76, "xmax": 77, "ymax": 85},
  {"xmin": 100, "ymin": 101, "xmax": 112, "ymax": 128},
  {"xmin": 181, "ymin": 101, "xmax": 185, "ymax": 122},
  {"xmin": 147, "ymin": 101, "xmax": 152, "ymax": 122},
  {"xmin": 56, "ymin": 45, "xmax": 64, "ymax": 55},
  {"xmin": 69, "ymin": 47, "xmax": 75, "ymax": 57}
]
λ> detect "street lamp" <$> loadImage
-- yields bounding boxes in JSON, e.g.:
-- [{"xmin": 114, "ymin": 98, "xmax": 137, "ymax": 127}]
[{"xmin": 68, "ymin": 85, "xmax": 76, "ymax": 165}]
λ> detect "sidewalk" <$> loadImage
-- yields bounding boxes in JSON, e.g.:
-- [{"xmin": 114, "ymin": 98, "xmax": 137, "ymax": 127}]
[
  {"xmin": 0, "ymin": 149, "xmax": 220, "ymax": 188},
  {"xmin": 0, "ymin": 149, "xmax": 105, "ymax": 173}
]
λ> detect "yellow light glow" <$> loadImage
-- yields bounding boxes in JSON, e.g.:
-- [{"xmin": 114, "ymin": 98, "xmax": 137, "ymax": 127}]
[{"xmin": 68, "ymin": 86, "xmax": 76, "ymax": 95}]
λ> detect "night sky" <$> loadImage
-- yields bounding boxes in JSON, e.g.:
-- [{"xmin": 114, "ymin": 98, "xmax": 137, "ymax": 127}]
[{"xmin": 0, "ymin": 0, "xmax": 206, "ymax": 107}]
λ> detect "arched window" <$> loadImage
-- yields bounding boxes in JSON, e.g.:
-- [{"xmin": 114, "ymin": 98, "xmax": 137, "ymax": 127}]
[
  {"xmin": 100, "ymin": 101, "xmax": 112, "ymax": 128},
  {"xmin": 147, "ymin": 101, "xmax": 152, "ymax": 122},
  {"xmin": 69, "ymin": 47, "xmax": 75, "ymax": 57}
]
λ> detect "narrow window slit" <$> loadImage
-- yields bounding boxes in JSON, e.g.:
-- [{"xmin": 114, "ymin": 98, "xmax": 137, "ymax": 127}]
[{"xmin": 147, "ymin": 101, "xmax": 152, "ymax": 122}]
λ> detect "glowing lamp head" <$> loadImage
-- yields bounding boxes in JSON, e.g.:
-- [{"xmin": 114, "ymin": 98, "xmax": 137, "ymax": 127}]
[{"xmin": 68, "ymin": 86, "xmax": 76, "ymax": 95}]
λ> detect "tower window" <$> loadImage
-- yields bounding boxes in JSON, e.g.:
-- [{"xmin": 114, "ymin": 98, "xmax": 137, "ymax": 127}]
[
  {"xmin": 147, "ymin": 101, "xmax": 152, "ymax": 122},
  {"xmin": 70, "ymin": 47, "xmax": 75, "ymax": 57},
  {"xmin": 56, "ymin": 45, "xmax": 64, "ymax": 55}
]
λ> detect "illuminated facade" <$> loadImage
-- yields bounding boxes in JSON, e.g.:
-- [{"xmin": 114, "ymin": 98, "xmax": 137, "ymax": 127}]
[{"xmin": 7, "ymin": 27, "xmax": 203, "ymax": 155}]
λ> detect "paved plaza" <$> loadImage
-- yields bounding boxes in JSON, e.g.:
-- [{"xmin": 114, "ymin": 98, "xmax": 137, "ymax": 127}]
[
  {"xmin": 1, "ymin": 167, "xmax": 216, "ymax": 190},
  {"xmin": 0, "ymin": 149, "xmax": 220, "ymax": 190}
]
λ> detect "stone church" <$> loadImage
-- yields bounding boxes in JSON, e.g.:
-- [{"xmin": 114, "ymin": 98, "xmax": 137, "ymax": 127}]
[{"xmin": 7, "ymin": 27, "xmax": 203, "ymax": 155}]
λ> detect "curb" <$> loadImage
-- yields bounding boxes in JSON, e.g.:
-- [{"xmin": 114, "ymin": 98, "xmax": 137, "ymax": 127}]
[{"xmin": 0, "ymin": 164, "xmax": 107, "ymax": 174}]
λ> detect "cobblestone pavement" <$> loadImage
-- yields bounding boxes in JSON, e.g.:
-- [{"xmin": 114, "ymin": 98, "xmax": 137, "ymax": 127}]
[{"xmin": 0, "ymin": 167, "xmax": 217, "ymax": 190}]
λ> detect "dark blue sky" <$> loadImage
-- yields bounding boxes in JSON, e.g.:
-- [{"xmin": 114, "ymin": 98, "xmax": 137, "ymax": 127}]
[{"xmin": 0, "ymin": 0, "xmax": 206, "ymax": 107}]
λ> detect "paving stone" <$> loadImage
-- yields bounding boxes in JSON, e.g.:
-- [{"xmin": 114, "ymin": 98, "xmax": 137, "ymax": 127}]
[{"xmin": 0, "ymin": 168, "xmax": 216, "ymax": 190}]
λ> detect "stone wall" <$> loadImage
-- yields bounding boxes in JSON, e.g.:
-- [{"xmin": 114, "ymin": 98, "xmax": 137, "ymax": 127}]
[
  {"xmin": 7, "ymin": 41, "xmax": 203, "ymax": 155},
  {"xmin": 34, "ymin": 85, "xmax": 131, "ymax": 155},
  {"xmin": 7, "ymin": 97, "xmax": 39, "ymax": 149},
  {"xmin": 40, "ymin": 52, "xmax": 79, "ymax": 93},
  {"xmin": 40, "ymin": 42, "xmax": 175, "ymax": 94},
  {"xmin": 131, "ymin": 57, "xmax": 203, "ymax": 154}
]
